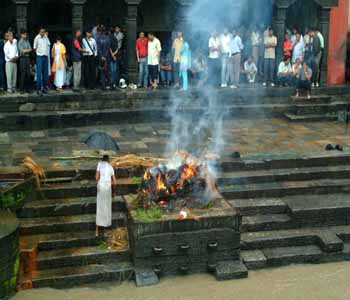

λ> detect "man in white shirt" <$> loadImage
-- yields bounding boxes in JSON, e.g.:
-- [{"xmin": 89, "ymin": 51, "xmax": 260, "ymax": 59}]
[
  {"xmin": 219, "ymin": 28, "xmax": 232, "ymax": 87},
  {"xmin": 229, "ymin": 29, "xmax": 243, "ymax": 88},
  {"xmin": 33, "ymin": 28, "xmax": 49, "ymax": 94},
  {"xmin": 292, "ymin": 33, "xmax": 305, "ymax": 64},
  {"xmin": 4, "ymin": 32, "xmax": 18, "ymax": 93},
  {"xmin": 147, "ymin": 32, "xmax": 162, "ymax": 90},
  {"xmin": 251, "ymin": 26, "xmax": 261, "ymax": 66},
  {"xmin": 277, "ymin": 56, "xmax": 293, "ymax": 87},
  {"xmin": 208, "ymin": 30, "xmax": 221, "ymax": 86},
  {"xmin": 82, "ymin": 29, "xmax": 98, "ymax": 89},
  {"xmin": 242, "ymin": 56, "xmax": 257, "ymax": 84}
]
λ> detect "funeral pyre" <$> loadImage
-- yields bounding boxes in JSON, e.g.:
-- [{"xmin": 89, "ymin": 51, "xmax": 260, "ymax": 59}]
[{"xmin": 139, "ymin": 151, "xmax": 220, "ymax": 209}]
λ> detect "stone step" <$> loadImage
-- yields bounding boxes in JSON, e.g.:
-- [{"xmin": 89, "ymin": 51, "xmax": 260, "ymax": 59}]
[
  {"xmin": 241, "ymin": 227, "xmax": 346, "ymax": 253},
  {"xmin": 220, "ymin": 154, "xmax": 350, "ymax": 172},
  {"xmin": 241, "ymin": 214, "xmax": 292, "ymax": 232},
  {"xmin": 18, "ymin": 196, "xmax": 126, "ymax": 218},
  {"xmin": 21, "ymin": 230, "xmax": 100, "ymax": 251},
  {"xmin": 228, "ymin": 198, "xmax": 287, "ymax": 216},
  {"xmin": 219, "ymin": 165, "xmax": 350, "ymax": 185},
  {"xmin": 40, "ymin": 179, "xmax": 138, "ymax": 199},
  {"xmin": 220, "ymin": 178, "xmax": 350, "ymax": 199},
  {"xmin": 284, "ymin": 113, "xmax": 337, "ymax": 122},
  {"xmin": 29, "ymin": 262, "xmax": 134, "ymax": 289},
  {"xmin": 285, "ymin": 193, "xmax": 350, "ymax": 226},
  {"xmin": 20, "ymin": 212, "xmax": 126, "ymax": 235},
  {"xmin": 292, "ymin": 102, "xmax": 349, "ymax": 115},
  {"xmin": 37, "ymin": 246, "xmax": 130, "ymax": 270}
]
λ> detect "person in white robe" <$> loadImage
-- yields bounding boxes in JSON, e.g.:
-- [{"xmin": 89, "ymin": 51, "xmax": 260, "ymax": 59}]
[
  {"xmin": 95, "ymin": 155, "xmax": 117, "ymax": 237},
  {"xmin": 51, "ymin": 37, "xmax": 67, "ymax": 90}
]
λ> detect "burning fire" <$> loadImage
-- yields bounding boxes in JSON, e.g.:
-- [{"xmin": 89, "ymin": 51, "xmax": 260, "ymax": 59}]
[{"xmin": 140, "ymin": 151, "xmax": 220, "ymax": 208}]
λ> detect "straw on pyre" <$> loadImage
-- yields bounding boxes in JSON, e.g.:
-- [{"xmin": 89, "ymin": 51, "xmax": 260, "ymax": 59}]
[{"xmin": 138, "ymin": 151, "xmax": 220, "ymax": 209}]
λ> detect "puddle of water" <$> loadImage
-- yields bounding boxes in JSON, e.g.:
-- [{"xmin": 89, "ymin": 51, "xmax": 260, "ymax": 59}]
[{"xmin": 12, "ymin": 262, "xmax": 350, "ymax": 300}]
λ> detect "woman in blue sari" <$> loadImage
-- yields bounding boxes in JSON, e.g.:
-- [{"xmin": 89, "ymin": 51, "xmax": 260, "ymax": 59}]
[{"xmin": 179, "ymin": 40, "xmax": 191, "ymax": 91}]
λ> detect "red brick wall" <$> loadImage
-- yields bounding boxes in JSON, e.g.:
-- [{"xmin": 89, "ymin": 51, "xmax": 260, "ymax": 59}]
[{"xmin": 327, "ymin": 0, "xmax": 349, "ymax": 85}]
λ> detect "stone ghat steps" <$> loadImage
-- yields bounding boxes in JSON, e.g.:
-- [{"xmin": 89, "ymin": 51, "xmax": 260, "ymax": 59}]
[
  {"xmin": 1, "ymin": 102, "xmax": 349, "ymax": 131},
  {"xmin": 240, "ymin": 226, "xmax": 350, "ymax": 270},
  {"xmin": 220, "ymin": 178, "xmax": 350, "ymax": 199},
  {"xmin": 21, "ymin": 230, "xmax": 102, "ymax": 251},
  {"xmin": 284, "ymin": 112, "xmax": 337, "ymax": 122},
  {"xmin": 29, "ymin": 262, "xmax": 134, "ymax": 289},
  {"xmin": 39, "ymin": 179, "xmax": 138, "ymax": 199},
  {"xmin": 220, "ymin": 154, "xmax": 350, "ymax": 172},
  {"xmin": 233, "ymin": 193, "xmax": 350, "ymax": 231},
  {"xmin": 18, "ymin": 196, "xmax": 126, "ymax": 218},
  {"xmin": 19, "ymin": 212, "xmax": 127, "ymax": 235},
  {"xmin": 36, "ymin": 246, "xmax": 131, "ymax": 270},
  {"xmin": 218, "ymin": 164, "xmax": 350, "ymax": 185}
]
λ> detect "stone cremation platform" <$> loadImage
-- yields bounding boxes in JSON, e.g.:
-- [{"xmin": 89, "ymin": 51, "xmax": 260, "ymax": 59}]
[{"xmin": 125, "ymin": 196, "xmax": 246, "ymax": 286}]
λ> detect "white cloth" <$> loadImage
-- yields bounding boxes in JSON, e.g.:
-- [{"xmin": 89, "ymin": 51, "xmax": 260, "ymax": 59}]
[
  {"xmin": 148, "ymin": 37, "xmax": 162, "ymax": 66},
  {"xmin": 208, "ymin": 37, "xmax": 220, "ymax": 59},
  {"xmin": 244, "ymin": 61, "xmax": 257, "ymax": 73},
  {"xmin": 53, "ymin": 43, "xmax": 66, "ymax": 88},
  {"xmin": 231, "ymin": 35, "xmax": 243, "ymax": 54},
  {"xmin": 220, "ymin": 33, "xmax": 232, "ymax": 54},
  {"xmin": 292, "ymin": 40, "xmax": 305, "ymax": 63},
  {"xmin": 34, "ymin": 35, "xmax": 49, "ymax": 56},
  {"xmin": 318, "ymin": 32, "xmax": 324, "ymax": 49},
  {"xmin": 4, "ymin": 40, "xmax": 18, "ymax": 62},
  {"xmin": 251, "ymin": 31, "xmax": 261, "ymax": 47},
  {"xmin": 96, "ymin": 162, "xmax": 115, "ymax": 227},
  {"xmin": 82, "ymin": 37, "xmax": 98, "ymax": 56}
]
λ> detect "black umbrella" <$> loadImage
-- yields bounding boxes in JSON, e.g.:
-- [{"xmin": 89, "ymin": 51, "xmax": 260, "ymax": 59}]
[{"xmin": 85, "ymin": 132, "xmax": 120, "ymax": 152}]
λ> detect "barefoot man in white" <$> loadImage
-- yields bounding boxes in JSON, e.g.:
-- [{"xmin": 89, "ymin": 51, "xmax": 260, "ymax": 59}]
[{"xmin": 95, "ymin": 155, "xmax": 117, "ymax": 237}]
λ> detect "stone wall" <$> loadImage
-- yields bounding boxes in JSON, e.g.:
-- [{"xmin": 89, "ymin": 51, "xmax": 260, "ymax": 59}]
[{"xmin": 0, "ymin": 211, "xmax": 20, "ymax": 300}]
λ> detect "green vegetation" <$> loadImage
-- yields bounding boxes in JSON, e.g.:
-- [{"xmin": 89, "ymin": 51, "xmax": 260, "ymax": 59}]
[
  {"xmin": 98, "ymin": 241, "xmax": 108, "ymax": 250},
  {"xmin": 134, "ymin": 206, "xmax": 163, "ymax": 223},
  {"xmin": 132, "ymin": 176, "xmax": 142, "ymax": 185},
  {"xmin": 0, "ymin": 191, "xmax": 26, "ymax": 210}
]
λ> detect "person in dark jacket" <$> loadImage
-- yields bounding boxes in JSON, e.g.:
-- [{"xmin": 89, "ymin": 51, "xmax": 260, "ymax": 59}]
[
  {"xmin": 72, "ymin": 29, "xmax": 86, "ymax": 91},
  {"xmin": 97, "ymin": 29, "xmax": 111, "ymax": 90},
  {"xmin": 311, "ymin": 28, "xmax": 322, "ymax": 88},
  {"xmin": 0, "ymin": 31, "xmax": 6, "ymax": 91}
]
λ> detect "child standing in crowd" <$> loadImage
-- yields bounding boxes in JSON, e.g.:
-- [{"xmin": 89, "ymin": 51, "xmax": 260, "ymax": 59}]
[{"xmin": 179, "ymin": 39, "xmax": 191, "ymax": 91}]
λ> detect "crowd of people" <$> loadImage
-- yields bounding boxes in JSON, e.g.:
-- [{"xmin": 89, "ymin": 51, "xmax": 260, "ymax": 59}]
[{"xmin": 0, "ymin": 23, "xmax": 324, "ymax": 97}]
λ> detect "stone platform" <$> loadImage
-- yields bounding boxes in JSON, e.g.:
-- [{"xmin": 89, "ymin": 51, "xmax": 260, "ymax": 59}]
[
  {"xmin": 0, "ymin": 85, "xmax": 350, "ymax": 131},
  {"xmin": 125, "ymin": 196, "xmax": 245, "ymax": 285}
]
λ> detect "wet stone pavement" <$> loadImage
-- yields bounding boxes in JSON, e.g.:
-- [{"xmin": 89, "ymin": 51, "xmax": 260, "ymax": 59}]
[{"xmin": 1, "ymin": 118, "xmax": 350, "ymax": 169}]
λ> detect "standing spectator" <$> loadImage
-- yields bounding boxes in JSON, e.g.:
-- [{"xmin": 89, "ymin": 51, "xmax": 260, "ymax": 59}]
[
  {"xmin": 97, "ymin": 29, "xmax": 111, "ymax": 90},
  {"xmin": 147, "ymin": 32, "xmax": 162, "ymax": 90},
  {"xmin": 46, "ymin": 31, "xmax": 52, "ymax": 79},
  {"xmin": 229, "ymin": 29, "xmax": 243, "ymax": 88},
  {"xmin": 82, "ymin": 29, "xmax": 98, "ymax": 89},
  {"xmin": 135, "ymin": 31, "xmax": 148, "ymax": 88},
  {"xmin": 242, "ymin": 56, "xmax": 258, "ymax": 84},
  {"xmin": 17, "ymin": 30, "xmax": 32, "ymax": 93},
  {"xmin": 304, "ymin": 28, "xmax": 313, "ymax": 69},
  {"xmin": 220, "ymin": 28, "xmax": 232, "ymax": 88},
  {"xmin": 160, "ymin": 53, "xmax": 172, "ymax": 86},
  {"xmin": 277, "ymin": 56, "xmax": 293, "ymax": 87},
  {"xmin": 4, "ymin": 32, "xmax": 18, "ymax": 93},
  {"xmin": 51, "ymin": 36, "xmax": 67, "ymax": 91},
  {"xmin": 0, "ymin": 31, "xmax": 6, "ymax": 91},
  {"xmin": 34, "ymin": 28, "xmax": 49, "ymax": 95},
  {"xmin": 251, "ymin": 26, "xmax": 262, "ymax": 65},
  {"xmin": 114, "ymin": 25, "xmax": 124, "ymax": 51},
  {"xmin": 283, "ymin": 32, "xmax": 293, "ymax": 58},
  {"xmin": 110, "ymin": 26, "xmax": 123, "ymax": 89},
  {"xmin": 310, "ymin": 29, "xmax": 322, "ymax": 88},
  {"xmin": 263, "ymin": 27, "xmax": 277, "ymax": 87},
  {"xmin": 72, "ymin": 29, "xmax": 85, "ymax": 91},
  {"xmin": 172, "ymin": 31, "xmax": 183, "ymax": 88},
  {"xmin": 292, "ymin": 33, "xmax": 305, "ymax": 64},
  {"xmin": 295, "ymin": 62, "xmax": 312, "ymax": 99},
  {"xmin": 316, "ymin": 29, "xmax": 324, "ymax": 86},
  {"xmin": 179, "ymin": 39, "xmax": 191, "ymax": 91},
  {"xmin": 291, "ymin": 26, "xmax": 303, "ymax": 45},
  {"xmin": 208, "ymin": 30, "xmax": 221, "ymax": 86}
]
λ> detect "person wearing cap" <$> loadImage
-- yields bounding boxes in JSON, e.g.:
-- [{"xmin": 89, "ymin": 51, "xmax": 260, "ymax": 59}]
[{"xmin": 82, "ymin": 29, "xmax": 98, "ymax": 89}]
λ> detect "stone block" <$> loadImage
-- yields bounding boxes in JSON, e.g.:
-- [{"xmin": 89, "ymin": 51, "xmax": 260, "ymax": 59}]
[
  {"xmin": 241, "ymin": 250, "xmax": 267, "ymax": 269},
  {"xmin": 134, "ymin": 268, "xmax": 159, "ymax": 287},
  {"xmin": 215, "ymin": 260, "xmax": 248, "ymax": 281},
  {"xmin": 19, "ymin": 102, "xmax": 36, "ymax": 112}
]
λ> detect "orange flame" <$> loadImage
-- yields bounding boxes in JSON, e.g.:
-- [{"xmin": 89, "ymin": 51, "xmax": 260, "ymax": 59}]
[{"xmin": 156, "ymin": 174, "xmax": 167, "ymax": 191}]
